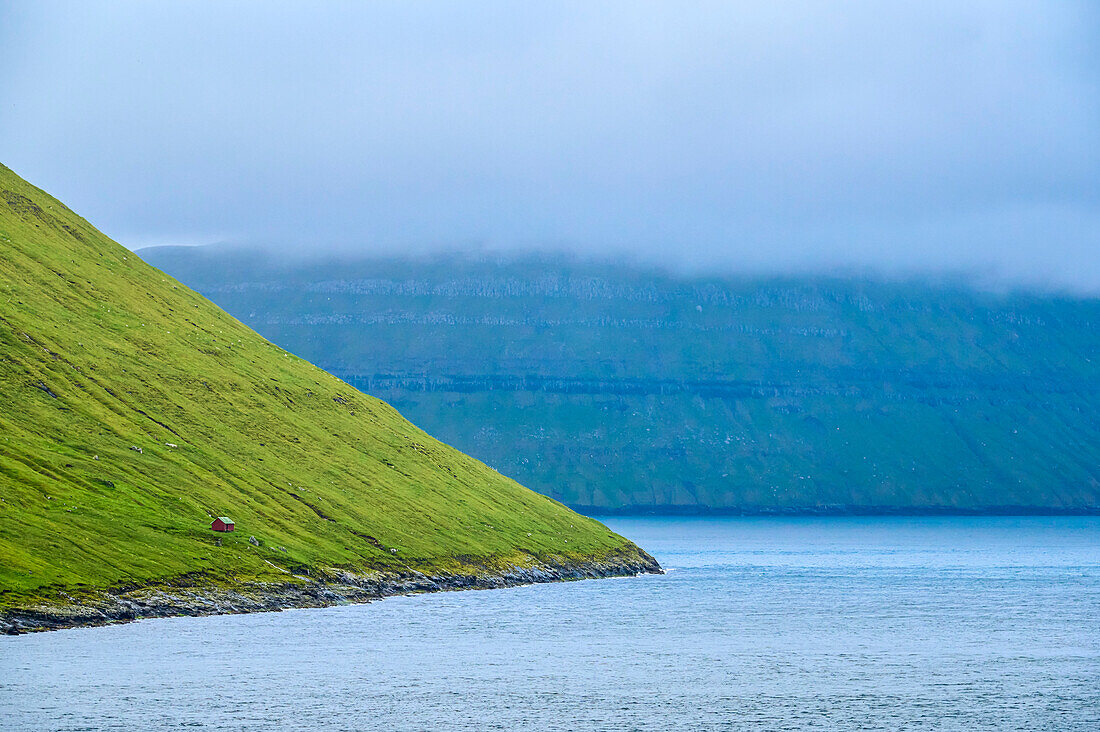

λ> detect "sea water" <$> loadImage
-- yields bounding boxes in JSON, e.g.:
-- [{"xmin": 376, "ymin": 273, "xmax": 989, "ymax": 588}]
[{"xmin": 2, "ymin": 517, "xmax": 1098, "ymax": 731}]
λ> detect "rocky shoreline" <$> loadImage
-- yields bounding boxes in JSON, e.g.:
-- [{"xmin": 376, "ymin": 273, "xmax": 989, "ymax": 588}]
[{"xmin": 0, "ymin": 550, "xmax": 662, "ymax": 635}]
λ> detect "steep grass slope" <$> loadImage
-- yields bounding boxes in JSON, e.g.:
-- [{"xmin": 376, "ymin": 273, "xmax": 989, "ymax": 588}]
[{"xmin": 0, "ymin": 164, "xmax": 653, "ymax": 616}]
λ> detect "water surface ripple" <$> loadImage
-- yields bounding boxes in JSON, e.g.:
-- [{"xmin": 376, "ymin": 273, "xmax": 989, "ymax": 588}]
[{"xmin": 2, "ymin": 517, "xmax": 1098, "ymax": 730}]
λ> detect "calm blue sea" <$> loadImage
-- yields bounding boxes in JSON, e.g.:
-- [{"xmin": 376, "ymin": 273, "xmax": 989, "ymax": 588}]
[{"xmin": 2, "ymin": 517, "xmax": 1099, "ymax": 731}]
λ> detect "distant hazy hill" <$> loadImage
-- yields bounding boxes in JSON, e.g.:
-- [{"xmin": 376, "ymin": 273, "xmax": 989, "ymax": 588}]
[
  {"xmin": 0, "ymin": 165, "xmax": 654, "ymax": 628},
  {"xmin": 143, "ymin": 246, "xmax": 1100, "ymax": 514}
]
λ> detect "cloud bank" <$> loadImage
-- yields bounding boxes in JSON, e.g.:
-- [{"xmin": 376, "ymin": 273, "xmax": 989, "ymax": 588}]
[{"xmin": 2, "ymin": 1, "xmax": 1097, "ymax": 290}]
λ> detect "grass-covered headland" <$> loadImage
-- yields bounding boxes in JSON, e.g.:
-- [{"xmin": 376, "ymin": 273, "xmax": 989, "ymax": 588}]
[{"xmin": 0, "ymin": 164, "xmax": 658, "ymax": 633}]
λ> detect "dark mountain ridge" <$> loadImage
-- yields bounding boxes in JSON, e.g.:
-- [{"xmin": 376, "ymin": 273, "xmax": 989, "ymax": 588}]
[{"xmin": 144, "ymin": 245, "xmax": 1100, "ymax": 514}]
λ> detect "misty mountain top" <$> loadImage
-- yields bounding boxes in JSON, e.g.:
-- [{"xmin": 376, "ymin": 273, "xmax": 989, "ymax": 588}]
[{"xmin": 143, "ymin": 243, "xmax": 1100, "ymax": 302}]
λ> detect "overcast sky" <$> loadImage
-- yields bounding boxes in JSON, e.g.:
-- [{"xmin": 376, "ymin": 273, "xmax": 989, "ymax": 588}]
[{"xmin": 2, "ymin": 1, "xmax": 1098, "ymax": 290}]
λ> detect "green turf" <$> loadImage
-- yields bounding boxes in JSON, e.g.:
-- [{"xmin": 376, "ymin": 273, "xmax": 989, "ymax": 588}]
[{"xmin": 0, "ymin": 163, "xmax": 642, "ymax": 608}]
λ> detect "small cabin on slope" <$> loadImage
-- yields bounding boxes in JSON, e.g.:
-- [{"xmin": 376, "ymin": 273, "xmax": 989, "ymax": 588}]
[{"xmin": 211, "ymin": 517, "xmax": 235, "ymax": 532}]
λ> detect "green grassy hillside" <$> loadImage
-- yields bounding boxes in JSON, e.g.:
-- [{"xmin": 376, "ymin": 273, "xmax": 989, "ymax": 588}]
[
  {"xmin": 142, "ymin": 248, "xmax": 1100, "ymax": 513},
  {"xmin": 0, "ymin": 164, "xmax": 650, "ymax": 612}
]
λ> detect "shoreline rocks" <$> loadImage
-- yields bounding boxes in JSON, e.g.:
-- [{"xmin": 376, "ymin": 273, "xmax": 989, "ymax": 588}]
[{"xmin": 0, "ymin": 550, "xmax": 662, "ymax": 635}]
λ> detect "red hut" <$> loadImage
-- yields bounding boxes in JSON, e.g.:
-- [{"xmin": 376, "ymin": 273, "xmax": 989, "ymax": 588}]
[{"xmin": 211, "ymin": 517, "xmax": 235, "ymax": 532}]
